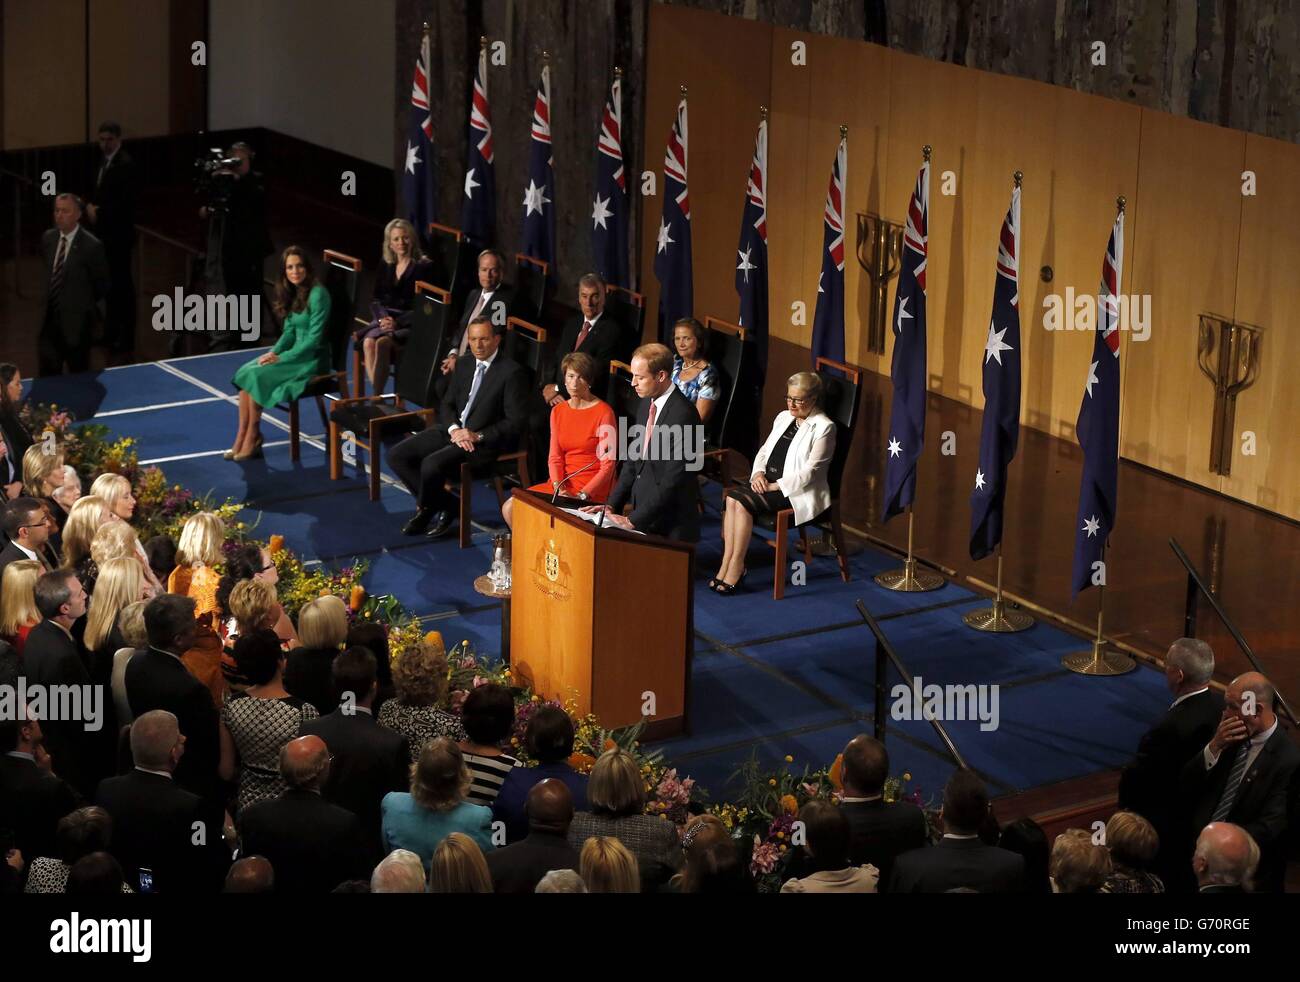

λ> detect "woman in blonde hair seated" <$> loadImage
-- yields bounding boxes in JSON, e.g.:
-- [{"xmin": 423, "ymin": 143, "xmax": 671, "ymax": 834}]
[
  {"xmin": 62, "ymin": 495, "xmax": 111, "ymax": 591},
  {"xmin": 109, "ymin": 600, "xmax": 148, "ymax": 728},
  {"xmin": 1099, "ymin": 811, "xmax": 1164, "ymax": 894},
  {"xmin": 168, "ymin": 512, "xmax": 226, "ymax": 631},
  {"xmin": 712, "ymin": 371, "xmax": 836, "ymax": 594},
  {"xmin": 0, "ymin": 559, "xmax": 43, "ymax": 657},
  {"xmin": 580, "ymin": 836, "xmax": 641, "ymax": 893},
  {"xmin": 283, "ymin": 594, "xmax": 349, "ymax": 714},
  {"xmin": 23, "ymin": 444, "xmax": 67, "ymax": 539},
  {"xmin": 1049, "ymin": 828, "xmax": 1112, "ymax": 893},
  {"xmin": 222, "ymin": 578, "xmax": 296, "ymax": 692},
  {"xmin": 427, "ymin": 831, "xmax": 492, "ymax": 894},
  {"xmin": 84, "ymin": 558, "xmax": 148, "ymax": 682},
  {"xmin": 377, "ymin": 635, "xmax": 466, "ymax": 763},
  {"xmin": 87, "ymin": 473, "xmax": 163, "ymax": 594},
  {"xmin": 89, "ymin": 520, "xmax": 160, "ymax": 600},
  {"xmin": 381, "ymin": 737, "xmax": 494, "ymax": 870}
]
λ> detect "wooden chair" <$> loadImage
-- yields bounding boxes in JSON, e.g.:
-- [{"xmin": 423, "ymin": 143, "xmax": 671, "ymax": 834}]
[
  {"xmin": 350, "ymin": 281, "xmax": 450, "ymax": 398},
  {"xmin": 697, "ymin": 316, "xmax": 755, "ymax": 489}
]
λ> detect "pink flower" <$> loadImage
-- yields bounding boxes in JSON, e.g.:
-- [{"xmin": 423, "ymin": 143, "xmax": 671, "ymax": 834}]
[
  {"xmin": 750, "ymin": 836, "xmax": 780, "ymax": 876},
  {"xmin": 471, "ymin": 675, "xmax": 488, "ymax": 688},
  {"xmin": 448, "ymin": 689, "xmax": 469, "ymax": 713}
]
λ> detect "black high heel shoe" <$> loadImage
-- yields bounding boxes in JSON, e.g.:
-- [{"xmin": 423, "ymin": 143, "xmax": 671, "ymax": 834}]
[{"xmin": 714, "ymin": 569, "xmax": 748, "ymax": 595}]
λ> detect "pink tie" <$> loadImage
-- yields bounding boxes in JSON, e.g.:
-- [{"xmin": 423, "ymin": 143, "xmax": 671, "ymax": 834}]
[
  {"xmin": 575, "ymin": 321, "xmax": 593, "ymax": 350},
  {"xmin": 642, "ymin": 400, "xmax": 657, "ymax": 457}
]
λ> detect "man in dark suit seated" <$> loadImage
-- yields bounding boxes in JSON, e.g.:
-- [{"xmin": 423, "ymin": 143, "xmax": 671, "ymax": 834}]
[
  {"xmin": 94, "ymin": 710, "xmax": 230, "ymax": 894},
  {"xmin": 889, "ymin": 769, "xmax": 1024, "ymax": 893},
  {"xmin": 1118, "ymin": 637, "xmax": 1223, "ymax": 893},
  {"xmin": 434, "ymin": 248, "xmax": 515, "ymax": 402},
  {"xmin": 84, "ymin": 121, "xmax": 139, "ymax": 353},
  {"xmin": 124, "ymin": 594, "xmax": 220, "ymax": 802},
  {"xmin": 300, "ymin": 647, "xmax": 408, "ymax": 845},
  {"xmin": 544, "ymin": 274, "xmax": 624, "ymax": 405},
  {"xmin": 237, "ymin": 735, "xmax": 374, "ymax": 893},
  {"xmin": 23, "ymin": 569, "xmax": 96, "ymax": 795},
  {"xmin": 0, "ymin": 497, "xmax": 55, "ymax": 578},
  {"xmin": 1193, "ymin": 822, "xmax": 1258, "ymax": 894},
  {"xmin": 582, "ymin": 343, "xmax": 701, "ymax": 541},
  {"xmin": 486, "ymin": 778, "xmax": 581, "ymax": 894},
  {"xmin": 38, "ymin": 194, "xmax": 110, "ymax": 376},
  {"xmin": 1179, "ymin": 671, "xmax": 1300, "ymax": 893},
  {"xmin": 0, "ymin": 704, "xmax": 82, "ymax": 865},
  {"xmin": 391, "ymin": 315, "xmax": 529, "ymax": 541}
]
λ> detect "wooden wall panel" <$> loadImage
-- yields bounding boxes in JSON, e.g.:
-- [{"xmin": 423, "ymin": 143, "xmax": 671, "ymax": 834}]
[
  {"xmin": 3, "ymin": 0, "xmax": 87, "ymax": 149},
  {"xmin": 1122, "ymin": 112, "xmax": 1244, "ymax": 494},
  {"xmin": 89, "ymin": 0, "xmax": 171, "ymax": 140},
  {"xmin": 1224, "ymin": 134, "xmax": 1300, "ymax": 520},
  {"xmin": 640, "ymin": 5, "xmax": 772, "ymax": 341}
]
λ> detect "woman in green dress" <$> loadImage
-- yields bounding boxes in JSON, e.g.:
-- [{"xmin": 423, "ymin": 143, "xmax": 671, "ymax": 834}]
[{"xmin": 227, "ymin": 247, "xmax": 332, "ymax": 460}]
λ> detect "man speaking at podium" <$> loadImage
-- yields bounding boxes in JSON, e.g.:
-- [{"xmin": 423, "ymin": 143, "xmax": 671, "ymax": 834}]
[{"xmin": 582, "ymin": 343, "xmax": 700, "ymax": 542}]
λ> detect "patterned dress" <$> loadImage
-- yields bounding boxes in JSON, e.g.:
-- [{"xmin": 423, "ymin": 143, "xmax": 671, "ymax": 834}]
[
  {"xmin": 671, "ymin": 355, "xmax": 720, "ymax": 406},
  {"xmin": 378, "ymin": 700, "xmax": 467, "ymax": 765},
  {"xmin": 221, "ymin": 693, "xmax": 319, "ymax": 814}
]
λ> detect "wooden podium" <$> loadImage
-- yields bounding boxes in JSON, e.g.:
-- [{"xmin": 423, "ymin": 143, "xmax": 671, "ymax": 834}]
[{"xmin": 509, "ymin": 492, "xmax": 693, "ymax": 738}]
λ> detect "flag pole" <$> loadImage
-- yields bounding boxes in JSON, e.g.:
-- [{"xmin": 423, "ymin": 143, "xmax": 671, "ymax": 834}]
[{"xmin": 963, "ymin": 543, "xmax": 1033, "ymax": 631}]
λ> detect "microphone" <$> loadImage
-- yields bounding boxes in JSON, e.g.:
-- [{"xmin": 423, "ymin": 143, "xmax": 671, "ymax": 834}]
[{"xmin": 551, "ymin": 458, "xmax": 600, "ymax": 505}]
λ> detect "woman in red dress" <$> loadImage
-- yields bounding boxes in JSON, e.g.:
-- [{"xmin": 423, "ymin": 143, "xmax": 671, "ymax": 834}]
[{"xmin": 502, "ymin": 351, "xmax": 616, "ymax": 528}]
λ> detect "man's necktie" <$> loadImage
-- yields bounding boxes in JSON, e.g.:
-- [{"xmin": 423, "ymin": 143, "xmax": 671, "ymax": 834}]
[
  {"xmin": 459, "ymin": 292, "xmax": 492, "ymax": 354},
  {"xmin": 1210, "ymin": 743, "xmax": 1252, "ymax": 822},
  {"xmin": 642, "ymin": 399, "xmax": 658, "ymax": 458},
  {"xmin": 575, "ymin": 321, "xmax": 593, "ymax": 350},
  {"xmin": 49, "ymin": 235, "xmax": 69, "ymax": 309},
  {"xmin": 460, "ymin": 361, "xmax": 489, "ymax": 428}
]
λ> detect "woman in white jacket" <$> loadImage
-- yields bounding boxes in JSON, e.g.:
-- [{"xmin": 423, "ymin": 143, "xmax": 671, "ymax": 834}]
[{"xmin": 711, "ymin": 371, "xmax": 836, "ymax": 594}]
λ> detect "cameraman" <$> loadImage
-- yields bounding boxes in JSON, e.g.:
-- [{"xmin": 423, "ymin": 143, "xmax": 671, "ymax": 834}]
[{"xmin": 199, "ymin": 142, "xmax": 272, "ymax": 351}]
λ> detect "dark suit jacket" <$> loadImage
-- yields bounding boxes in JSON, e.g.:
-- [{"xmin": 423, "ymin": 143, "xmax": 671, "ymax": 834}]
[
  {"xmin": 283, "ymin": 646, "xmax": 341, "ymax": 716},
  {"xmin": 448, "ymin": 285, "xmax": 517, "ymax": 353},
  {"xmin": 21, "ymin": 619, "xmax": 98, "ymax": 795},
  {"xmin": 299, "ymin": 708, "xmax": 408, "ymax": 846},
  {"xmin": 844, "ymin": 798, "xmax": 928, "ymax": 887},
  {"xmin": 40, "ymin": 226, "xmax": 110, "ymax": 344},
  {"xmin": 889, "ymin": 837, "xmax": 1025, "ymax": 894},
  {"xmin": 122, "ymin": 647, "xmax": 221, "ymax": 802},
  {"xmin": 0, "ymin": 541, "xmax": 47, "ymax": 581},
  {"xmin": 605, "ymin": 387, "xmax": 701, "ymax": 541},
  {"xmin": 89, "ymin": 149, "xmax": 138, "ymax": 246},
  {"xmin": 0, "ymin": 753, "xmax": 82, "ymax": 861},
  {"xmin": 439, "ymin": 350, "xmax": 529, "ymax": 451},
  {"xmin": 550, "ymin": 312, "xmax": 626, "ymax": 400},
  {"xmin": 238, "ymin": 789, "xmax": 374, "ymax": 893},
  {"xmin": 486, "ymin": 830, "xmax": 581, "ymax": 894},
  {"xmin": 95, "ymin": 768, "xmax": 229, "ymax": 893},
  {"xmin": 0, "ymin": 409, "xmax": 34, "ymax": 484},
  {"xmin": 1180, "ymin": 726, "xmax": 1300, "ymax": 892}
]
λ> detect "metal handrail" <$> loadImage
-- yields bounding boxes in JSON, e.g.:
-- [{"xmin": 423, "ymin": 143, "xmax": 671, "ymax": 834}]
[
  {"xmin": 1170, "ymin": 536, "xmax": 1295, "ymax": 725},
  {"xmin": 855, "ymin": 599, "xmax": 969, "ymax": 770}
]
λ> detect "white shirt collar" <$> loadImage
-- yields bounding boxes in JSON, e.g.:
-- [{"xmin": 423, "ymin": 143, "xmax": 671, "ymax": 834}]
[
  {"xmin": 103, "ymin": 147, "xmax": 119, "ymax": 167},
  {"xmin": 475, "ymin": 348, "xmax": 499, "ymax": 370},
  {"xmin": 942, "ymin": 833, "xmax": 980, "ymax": 840},
  {"xmin": 582, "ymin": 310, "xmax": 604, "ymax": 328},
  {"xmin": 134, "ymin": 766, "xmax": 173, "ymax": 780},
  {"xmin": 840, "ymin": 794, "xmax": 883, "ymax": 804},
  {"xmin": 1171, "ymin": 686, "xmax": 1210, "ymax": 709},
  {"xmin": 1252, "ymin": 719, "xmax": 1278, "ymax": 747},
  {"xmin": 59, "ymin": 225, "xmax": 80, "ymax": 247},
  {"xmin": 14, "ymin": 542, "xmax": 40, "ymax": 564},
  {"xmin": 650, "ymin": 386, "xmax": 673, "ymax": 417},
  {"xmin": 351, "ymin": 705, "xmax": 373, "ymax": 716},
  {"xmin": 5, "ymin": 750, "xmax": 35, "ymax": 762}
]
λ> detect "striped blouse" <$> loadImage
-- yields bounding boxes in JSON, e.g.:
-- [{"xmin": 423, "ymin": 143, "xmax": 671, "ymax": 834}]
[{"xmin": 463, "ymin": 750, "xmax": 522, "ymax": 805}]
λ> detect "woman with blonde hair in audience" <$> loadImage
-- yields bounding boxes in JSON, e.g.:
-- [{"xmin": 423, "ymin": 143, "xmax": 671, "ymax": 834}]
[
  {"xmin": 1100, "ymin": 811, "xmax": 1164, "ymax": 894},
  {"xmin": 109, "ymin": 600, "xmax": 148, "ymax": 728},
  {"xmin": 1049, "ymin": 828, "xmax": 1112, "ymax": 893},
  {"xmin": 84, "ymin": 558, "xmax": 147, "ymax": 678},
  {"xmin": 0, "ymin": 559, "xmax": 42, "ymax": 657},
  {"xmin": 378, "ymin": 635, "xmax": 466, "ymax": 762},
  {"xmin": 216, "ymin": 542, "xmax": 297, "ymax": 645},
  {"xmin": 89, "ymin": 519, "xmax": 160, "ymax": 599},
  {"xmin": 381, "ymin": 737, "xmax": 494, "ymax": 870},
  {"xmin": 168, "ymin": 512, "xmax": 226, "ymax": 631},
  {"xmin": 23, "ymin": 444, "xmax": 66, "ymax": 533},
  {"xmin": 50, "ymin": 464, "xmax": 83, "ymax": 512},
  {"xmin": 283, "ymin": 594, "xmax": 349, "ymax": 714},
  {"xmin": 222, "ymin": 578, "xmax": 296, "ymax": 691},
  {"xmin": 62, "ymin": 495, "xmax": 110, "ymax": 586},
  {"xmin": 580, "ymin": 836, "xmax": 641, "ymax": 893},
  {"xmin": 89, "ymin": 473, "xmax": 164, "ymax": 594},
  {"xmin": 427, "ymin": 831, "xmax": 492, "ymax": 894}
]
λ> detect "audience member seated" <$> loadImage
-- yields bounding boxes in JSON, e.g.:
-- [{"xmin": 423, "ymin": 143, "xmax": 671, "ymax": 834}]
[
  {"xmin": 670, "ymin": 317, "xmax": 719, "ymax": 425},
  {"xmin": 378, "ymin": 636, "xmax": 466, "ymax": 763},
  {"xmin": 486, "ymin": 778, "xmax": 581, "ymax": 894},
  {"xmin": 381, "ymin": 737, "xmax": 494, "ymax": 869},
  {"xmin": 301, "ymin": 647, "xmax": 408, "ymax": 845},
  {"xmin": 0, "ymin": 497, "xmax": 55, "ymax": 578},
  {"xmin": 0, "ymin": 558, "xmax": 42, "ymax": 656},
  {"xmin": 371, "ymin": 849, "xmax": 426, "ymax": 894},
  {"xmin": 61, "ymin": 494, "xmax": 111, "ymax": 588},
  {"xmin": 535, "ymin": 869, "xmax": 587, "ymax": 893},
  {"xmin": 889, "ymin": 770, "xmax": 1025, "ymax": 893},
  {"xmin": 125, "ymin": 594, "xmax": 220, "ymax": 801},
  {"xmin": 668, "ymin": 815, "xmax": 753, "ymax": 894},
  {"xmin": 713, "ymin": 371, "xmax": 834, "ymax": 594},
  {"xmin": 1180, "ymin": 671, "xmax": 1300, "ymax": 893},
  {"xmin": 580, "ymin": 836, "xmax": 640, "ymax": 893},
  {"xmin": 0, "ymin": 363, "xmax": 32, "ymax": 502},
  {"xmin": 50, "ymin": 465, "xmax": 82, "ymax": 513},
  {"xmin": 0, "ymin": 705, "xmax": 82, "ymax": 864},
  {"xmin": 88, "ymin": 519, "xmax": 155, "ymax": 601},
  {"xmin": 142, "ymin": 534, "xmax": 177, "ymax": 588},
  {"xmin": 217, "ymin": 543, "xmax": 298, "ymax": 646},
  {"xmin": 1099, "ymin": 811, "xmax": 1164, "ymax": 893},
  {"xmin": 1193, "ymin": 822, "xmax": 1259, "ymax": 894},
  {"xmin": 168, "ymin": 512, "xmax": 225, "ymax": 631},
  {"xmin": 456, "ymin": 683, "xmax": 521, "ymax": 804},
  {"xmin": 66, "ymin": 851, "xmax": 127, "ymax": 895},
  {"xmin": 428, "ymin": 831, "xmax": 493, "ymax": 894},
  {"xmin": 1118, "ymin": 637, "xmax": 1222, "ymax": 893},
  {"xmin": 502, "ymin": 351, "xmax": 617, "ymax": 529},
  {"xmin": 84, "ymin": 557, "xmax": 145, "ymax": 695},
  {"xmin": 237, "ymin": 735, "xmax": 373, "ymax": 893},
  {"xmin": 996, "ymin": 817, "xmax": 1051, "ymax": 894},
  {"xmin": 23, "ymin": 445, "xmax": 68, "ymax": 544},
  {"xmin": 24, "ymin": 806, "xmax": 130, "ymax": 894},
  {"xmin": 95, "ymin": 710, "xmax": 230, "ymax": 893},
  {"xmin": 284, "ymin": 595, "xmax": 349, "ymax": 715},
  {"xmin": 1048, "ymin": 828, "xmax": 1111, "ymax": 893},
  {"xmin": 345, "ymin": 620, "xmax": 394, "ymax": 709},
  {"xmin": 109, "ymin": 601, "xmax": 148, "ymax": 728},
  {"xmin": 223, "ymin": 855, "xmax": 274, "ymax": 893},
  {"xmin": 228, "ymin": 246, "xmax": 332, "ymax": 460},
  {"xmin": 568, "ymin": 747, "xmax": 677, "ymax": 890},
  {"xmin": 493, "ymin": 705, "xmax": 590, "ymax": 843},
  {"xmin": 392, "ymin": 315, "xmax": 529, "ymax": 542},
  {"xmin": 219, "ymin": 630, "xmax": 320, "ymax": 815},
  {"xmin": 780, "ymin": 799, "xmax": 879, "ymax": 894},
  {"xmin": 222, "ymin": 579, "xmax": 290, "ymax": 691},
  {"xmin": 90, "ymin": 472, "xmax": 164, "ymax": 595},
  {"xmin": 356, "ymin": 219, "xmax": 434, "ymax": 392}
]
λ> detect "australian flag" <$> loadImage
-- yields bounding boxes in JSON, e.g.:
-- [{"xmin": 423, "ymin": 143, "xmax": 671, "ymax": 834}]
[
  {"xmin": 653, "ymin": 95, "xmax": 692, "ymax": 340},
  {"xmin": 969, "ymin": 182, "xmax": 1022, "ymax": 561},
  {"xmin": 736, "ymin": 114, "xmax": 769, "ymax": 379},
  {"xmin": 460, "ymin": 43, "xmax": 495, "ymax": 246},
  {"xmin": 1072, "ymin": 208, "xmax": 1125, "ymax": 596},
  {"xmin": 882, "ymin": 155, "xmax": 930, "ymax": 522},
  {"xmin": 521, "ymin": 63, "xmax": 555, "ymax": 270},
  {"xmin": 591, "ymin": 71, "xmax": 629, "ymax": 288},
  {"xmin": 402, "ymin": 29, "xmax": 436, "ymax": 244},
  {"xmin": 810, "ymin": 133, "xmax": 846, "ymax": 366}
]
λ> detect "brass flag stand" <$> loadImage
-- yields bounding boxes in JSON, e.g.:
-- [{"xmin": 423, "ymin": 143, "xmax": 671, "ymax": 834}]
[
  {"xmin": 1062, "ymin": 547, "xmax": 1135, "ymax": 675},
  {"xmin": 874, "ymin": 506, "xmax": 945, "ymax": 592},
  {"xmin": 963, "ymin": 544, "xmax": 1033, "ymax": 632}
]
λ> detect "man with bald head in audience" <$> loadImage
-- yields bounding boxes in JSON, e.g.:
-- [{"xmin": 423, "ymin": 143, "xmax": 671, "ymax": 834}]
[
  {"xmin": 486, "ymin": 778, "xmax": 581, "ymax": 894},
  {"xmin": 224, "ymin": 855, "xmax": 275, "ymax": 893},
  {"xmin": 1193, "ymin": 822, "xmax": 1259, "ymax": 893},
  {"xmin": 237, "ymin": 735, "xmax": 374, "ymax": 893},
  {"xmin": 1181, "ymin": 671, "xmax": 1300, "ymax": 893}
]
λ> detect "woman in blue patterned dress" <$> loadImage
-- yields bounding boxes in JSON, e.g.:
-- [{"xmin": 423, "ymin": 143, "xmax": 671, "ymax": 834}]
[{"xmin": 670, "ymin": 317, "xmax": 719, "ymax": 425}]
